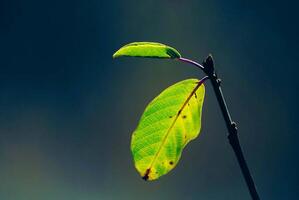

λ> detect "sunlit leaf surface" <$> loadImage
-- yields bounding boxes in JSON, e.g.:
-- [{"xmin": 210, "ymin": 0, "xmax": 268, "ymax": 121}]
[
  {"xmin": 113, "ymin": 42, "xmax": 181, "ymax": 59},
  {"xmin": 131, "ymin": 79, "xmax": 205, "ymax": 180}
]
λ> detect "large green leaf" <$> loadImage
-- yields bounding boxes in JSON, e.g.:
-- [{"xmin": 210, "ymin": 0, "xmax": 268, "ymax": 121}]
[
  {"xmin": 131, "ymin": 79, "xmax": 205, "ymax": 181},
  {"xmin": 113, "ymin": 42, "xmax": 181, "ymax": 59}
]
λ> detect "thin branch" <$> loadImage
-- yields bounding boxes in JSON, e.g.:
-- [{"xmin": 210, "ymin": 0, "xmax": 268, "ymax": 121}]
[
  {"xmin": 178, "ymin": 55, "xmax": 260, "ymax": 200},
  {"xmin": 177, "ymin": 57, "xmax": 205, "ymax": 70}
]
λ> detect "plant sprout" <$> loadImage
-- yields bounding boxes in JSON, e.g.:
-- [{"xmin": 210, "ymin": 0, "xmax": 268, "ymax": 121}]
[{"xmin": 113, "ymin": 42, "xmax": 260, "ymax": 200}]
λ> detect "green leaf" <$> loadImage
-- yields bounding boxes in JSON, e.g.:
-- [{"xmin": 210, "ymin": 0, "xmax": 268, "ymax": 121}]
[
  {"xmin": 113, "ymin": 42, "xmax": 181, "ymax": 59},
  {"xmin": 131, "ymin": 79, "xmax": 205, "ymax": 181}
]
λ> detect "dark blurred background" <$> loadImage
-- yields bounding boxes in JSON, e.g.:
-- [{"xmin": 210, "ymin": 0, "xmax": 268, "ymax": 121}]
[{"xmin": 0, "ymin": 0, "xmax": 298, "ymax": 199}]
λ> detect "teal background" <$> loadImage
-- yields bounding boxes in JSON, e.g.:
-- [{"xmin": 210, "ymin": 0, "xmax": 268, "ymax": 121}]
[{"xmin": 0, "ymin": 0, "xmax": 298, "ymax": 199}]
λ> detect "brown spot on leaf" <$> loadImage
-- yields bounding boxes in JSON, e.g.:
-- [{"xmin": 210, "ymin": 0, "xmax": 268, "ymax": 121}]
[
  {"xmin": 169, "ymin": 161, "xmax": 174, "ymax": 165},
  {"xmin": 194, "ymin": 93, "xmax": 197, "ymax": 99},
  {"xmin": 182, "ymin": 115, "xmax": 187, "ymax": 119},
  {"xmin": 142, "ymin": 169, "xmax": 151, "ymax": 181}
]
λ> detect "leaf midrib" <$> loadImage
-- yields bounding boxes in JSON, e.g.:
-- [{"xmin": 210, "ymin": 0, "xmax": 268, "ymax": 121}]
[{"xmin": 145, "ymin": 81, "xmax": 203, "ymax": 174}]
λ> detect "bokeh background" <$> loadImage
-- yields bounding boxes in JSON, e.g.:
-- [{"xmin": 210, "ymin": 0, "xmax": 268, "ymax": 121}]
[{"xmin": 0, "ymin": 0, "xmax": 298, "ymax": 199}]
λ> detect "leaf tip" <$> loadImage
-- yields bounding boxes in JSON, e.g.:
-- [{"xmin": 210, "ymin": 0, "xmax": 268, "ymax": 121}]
[
  {"xmin": 142, "ymin": 168, "xmax": 151, "ymax": 181},
  {"xmin": 112, "ymin": 50, "xmax": 120, "ymax": 59}
]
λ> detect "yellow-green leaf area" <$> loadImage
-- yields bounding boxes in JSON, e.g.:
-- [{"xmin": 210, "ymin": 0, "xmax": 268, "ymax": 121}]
[
  {"xmin": 113, "ymin": 42, "xmax": 181, "ymax": 59},
  {"xmin": 131, "ymin": 79, "xmax": 205, "ymax": 181}
]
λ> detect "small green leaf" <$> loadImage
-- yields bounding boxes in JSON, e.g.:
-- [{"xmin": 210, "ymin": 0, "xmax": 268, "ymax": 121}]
[
  {"xmin": 131, "ymin": 79, "xmax": 205, "ymax": 181},
  {"xmin": 113, "ymin": 42, "xmax": 181, "ymax": 59}
]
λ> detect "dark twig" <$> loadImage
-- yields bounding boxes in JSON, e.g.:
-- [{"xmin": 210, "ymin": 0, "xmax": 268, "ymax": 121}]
[{"xmin": 178, "ymin": 55, "xmax": 260, "ymax": 200}]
